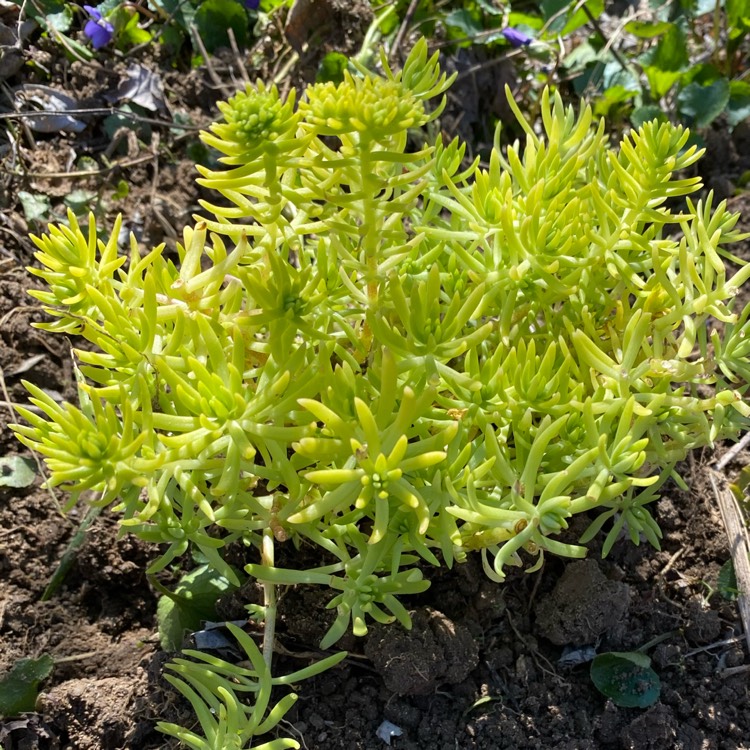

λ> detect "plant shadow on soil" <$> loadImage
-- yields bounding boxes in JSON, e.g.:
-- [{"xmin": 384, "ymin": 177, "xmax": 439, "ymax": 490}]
[{"xmin": 2, "ymin": 6, "xmax": 750, "ymax": 747}]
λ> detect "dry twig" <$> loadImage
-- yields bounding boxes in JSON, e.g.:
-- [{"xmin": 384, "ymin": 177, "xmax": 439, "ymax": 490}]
[{"xmin": 708, "ymin": 466, "xmax": 750, "ymax": 655}]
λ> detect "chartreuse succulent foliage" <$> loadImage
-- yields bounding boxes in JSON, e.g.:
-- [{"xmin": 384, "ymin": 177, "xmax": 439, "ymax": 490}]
[{"xmin": 13, "ymin": 38, "xmax": 750, "ymax": 748}]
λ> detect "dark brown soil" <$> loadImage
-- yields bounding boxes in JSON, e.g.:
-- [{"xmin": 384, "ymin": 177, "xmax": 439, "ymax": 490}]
[
  {"xmin": 6, "ymin": 441, "xmax": 750, "ymax": 750},
  {"xmin": 2, "ymin": 5, "xmax": 750, "ymax": 749}
]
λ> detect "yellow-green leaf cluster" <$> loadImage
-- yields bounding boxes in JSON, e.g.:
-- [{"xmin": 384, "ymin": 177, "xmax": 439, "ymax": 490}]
[{"xmin": 13, "ymin": 40, "xmax": 750, "ymax": 661}]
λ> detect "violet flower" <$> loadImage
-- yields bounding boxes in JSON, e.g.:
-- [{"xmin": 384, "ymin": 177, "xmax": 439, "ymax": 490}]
[
  {"xmin": 245, "ymin": 0, "xmax": 260, "ymax": 9},
  {"xmin": 502, "ymin": 28, "xmax": 532, "ymax": 48},
  {"xmin": 83, "ymin": 5, "xmax": 114, "ymax": 49}
]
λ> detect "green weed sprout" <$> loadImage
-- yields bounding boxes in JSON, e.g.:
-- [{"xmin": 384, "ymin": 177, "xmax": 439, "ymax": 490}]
[{"xmin": 12, "ymin": 38, "xmax": 750, "ymax": 747}]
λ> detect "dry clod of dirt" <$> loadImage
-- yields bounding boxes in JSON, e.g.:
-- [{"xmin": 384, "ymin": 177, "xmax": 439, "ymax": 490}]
[
  {"xmin": 619, "ymin": 703, "xmax": 679, "ymax": 750},
  {"xmin": 683, "ymin": 599, "xmax": 722, "ymax": 645},
  {"xmin": 364, "ymin": 607, "xmax": 479, "ymax": 695},
  {"xmin": 36, "ymin": 676, "xmax": 143, "ymax": 750},
  {"xmin": 534, "ymin": 558, "xmax": 630, "ymax": 645},
  {"xmin": 284, "ymin": 0, "xmax": 372, "ymax": 64}
]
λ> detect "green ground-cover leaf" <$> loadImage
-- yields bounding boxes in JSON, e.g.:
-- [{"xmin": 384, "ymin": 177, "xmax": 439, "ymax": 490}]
[
  {"xmin": 17, "ymin": 192, "xmax": 51, "ymax": 224},
  {"xmin": 64, "ymin": 189, "xmax": 99, "ymax": 216},
  {"xmin": 590, "ymin": 652, "xmax": 661, "ymax": 708},
  {"xmin": 0, "ymin": 655, "xmax": 54, "ymax": 717},
  {"xmin": 677, "ymin": 78, "xmax": 730, "ymax": 128},
  {"xmin": 641, "ymin": 22, "xmax": 689, "ymax": 97},
  {"xmin": 727, "ymin": 0, "xmax": 750, "ymax": 37},
  {"xmin": 541, "ymin": 0, "xmax": 604, "ymax": 36},
  {"xmin": 625, "ymin": 19, "xmax": 672, "ymax": 37},
  {"xmin": 728, "ymin": 80, "xmax": 750, "ymax": 126},
  {"xmin": 193, "ymin": 0, "xmax": 249, "ymax": 53},
  {"xmin": 317, "ymin": 51, "xmax": 349, "ymax": 84},
  {"xmin": 507, "ymin": 11, "xmax": 544, "ymax": 30},
  {"xmin": 157, "ymin": 564, "xmax": 239, "ymax": 651},
  {"xmin": 630, "ymin": 104, "xmax": 668, "ymax": 128},
  {"xmin": 111, "ymin": 6, "xmax": 153, "ymax": 48},
  {"xmin": 45, "ymin": 6, "xmax": 73, "ymax": 32},
  {"xmin": 444, "ymin": 9, "xmax": 484, "ymax": 38},
  {"xmin": 0, "ymin": 456, "xmax": 36, "ymax": 488}
]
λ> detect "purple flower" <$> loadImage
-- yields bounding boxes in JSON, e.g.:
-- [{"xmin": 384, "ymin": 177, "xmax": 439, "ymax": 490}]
[
  {"xmin": 502, "ymin": 28, "xmax": 532, "ymax": 48},
  {"xmin": 83, "ymin": 5, "xmax": 114, "ymax": 49},
  {"xmin": 244, "ymin": 0, "xmax": 260, "ymax": 9}
]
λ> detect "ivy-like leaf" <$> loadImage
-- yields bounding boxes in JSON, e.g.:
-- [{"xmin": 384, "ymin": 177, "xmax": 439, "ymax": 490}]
[{"xmin": 677, "ymin": 78, "xmax": 730, "ymax": 128}]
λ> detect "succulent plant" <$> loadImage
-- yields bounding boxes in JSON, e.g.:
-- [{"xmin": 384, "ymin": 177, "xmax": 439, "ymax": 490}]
[{"xmin": 13, "ymin": 38, "xmax": 750, "ymax": 748}]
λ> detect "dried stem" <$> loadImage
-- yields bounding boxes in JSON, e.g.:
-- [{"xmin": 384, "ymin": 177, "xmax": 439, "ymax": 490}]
[
  {"xmin": 261, "ymin": 527, "xmax": 278, "ymax": 671},
  {"xmin": 708, "ymin": 469, "xmax": 750, "ymax": 655}
]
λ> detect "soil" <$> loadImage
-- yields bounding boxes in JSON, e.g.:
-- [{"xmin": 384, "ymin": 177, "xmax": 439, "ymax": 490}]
[{"xmin": 2, "ymin": 4, "xmax": 750, "ymax": 750}]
